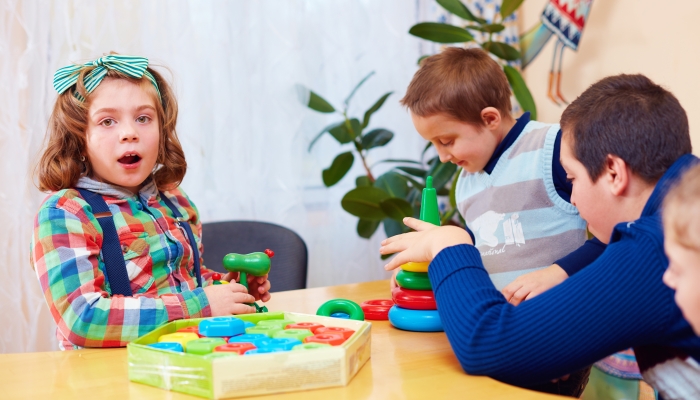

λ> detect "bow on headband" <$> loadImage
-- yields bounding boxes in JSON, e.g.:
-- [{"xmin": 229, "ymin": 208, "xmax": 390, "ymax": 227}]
[{"xmin": 53, "ymin": 54, "xmax": 161, "ymax": 101}]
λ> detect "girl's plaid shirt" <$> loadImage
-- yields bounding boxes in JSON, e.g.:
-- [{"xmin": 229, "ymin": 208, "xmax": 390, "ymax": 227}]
[{"xmin": 31, "ymin": 179, "xmax": 214, "ymax": 350}]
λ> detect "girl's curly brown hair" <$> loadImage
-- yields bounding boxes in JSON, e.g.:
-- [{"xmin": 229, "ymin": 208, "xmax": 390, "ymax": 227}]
[{"xmin": 36, "ymin": 62, "xmax": 186, "ymax": 192}]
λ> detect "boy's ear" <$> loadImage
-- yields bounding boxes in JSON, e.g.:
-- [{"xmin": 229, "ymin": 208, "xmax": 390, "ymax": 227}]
[
  {"xmin": 480, "ymin": 107, "xmax": 502, "ymax": 129},
  {"xmin": 604, "ymin": 154, "xmax": 630, "ymax": 196}
]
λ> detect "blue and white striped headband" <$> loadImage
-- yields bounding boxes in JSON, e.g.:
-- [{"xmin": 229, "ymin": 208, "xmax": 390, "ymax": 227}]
[{"xmin": 53, "ymin": 54, "xmax": 161, "ymax": 102}]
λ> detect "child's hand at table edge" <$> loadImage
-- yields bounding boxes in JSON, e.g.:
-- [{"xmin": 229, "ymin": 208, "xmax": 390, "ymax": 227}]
[
  {"xmin": 223, "ymin": 272, "xmax": 271, "ymax": 302},
  {"xmin": 380, "ymin": 217, "xmax": 473, "ymax": 271},
  {"xmin": 501, "ymin": 264, "xmax": 568, "ymax": 306},
  {"xmin": 204, "ymin": 283, "xmax": 257, "ymax": 316}
]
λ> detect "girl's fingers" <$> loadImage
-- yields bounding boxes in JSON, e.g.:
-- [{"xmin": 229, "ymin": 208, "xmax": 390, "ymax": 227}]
[
  {"xmin": 380, "ymin": 231, "xmax": 411, "ymax": 246},
  {"xmin": 227, "ymin": 283, "xmax": 250, "ymax": 293},
  {"xmin": 231, "ymin": 304, "xmax": 256, "ymax": 314},
  {"xmin": 402, "ymin": 217, "xmax": 435, "ymax": 231}
]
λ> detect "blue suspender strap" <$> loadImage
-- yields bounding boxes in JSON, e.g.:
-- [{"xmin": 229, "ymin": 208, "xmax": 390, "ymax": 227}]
[
  {"xmin": 159, "ymin": 191, "xmax": 203, "ymax": 288},
  {"xmin": 76, "ymin": 189, "xmax": 134, "ymax": 296}
]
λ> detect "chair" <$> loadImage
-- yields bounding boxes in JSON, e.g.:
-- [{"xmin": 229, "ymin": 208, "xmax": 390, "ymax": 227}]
[{"xmin": 201, "ymin": 220, "xmax": 308, "ymax": 292}]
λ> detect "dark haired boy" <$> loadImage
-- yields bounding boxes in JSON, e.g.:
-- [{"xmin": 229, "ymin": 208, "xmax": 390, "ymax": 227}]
[{"xmin": 382, "ymin": 74, "xmax": 700, "ymax": 398}]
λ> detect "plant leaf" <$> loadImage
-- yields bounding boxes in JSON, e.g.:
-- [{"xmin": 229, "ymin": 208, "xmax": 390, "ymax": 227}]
[
  {"xmin": 504, "ymin": 65, "xmax": 537, "ymax": 120},
  {"xmin": 383, "ymin": 217, "xmax": 407, "ymax": 238},
  {"xmin": 437, "ymin": 0, "xmax": 485, "ymax": 23},
  {"xmin": 449, "ymin": 170, "xmax": 460, "ymax": 209},
  {"xmin": 372, "ymin": 159, "xmax": 422, "ymax": 168},
  {"xmin": 308, "ymin": 90, "xmax": 335, "ymax": 113},
  {"xmin": 357, "ymin": 218, "xmax": 380, "ymax": 239},
  {"xmin": 345, "ymin": 118, "xmax": 362, "ymax": 140},
  {"xmin": 308, "ymin": 121, "xmax": 345, "ymax": 151},
  {"xmin": 426, "ymin": 157, "xmax": 458, "ymax": 191},
  {"xmin": 341, "ymin": 187, "xmax": 390, "ymax": 220},
  {"xmin": 482, "ymin": 41, "xmax": 521, "ymax": 61},
  {"xmin": 417, "ymin": 55, "xmax": 430, "ymax": 65},
  {"xmin": 500, "ymin": 0, "xmax": 524, "ymax": 20},
  {"xmin": 395, "ymin": 166, "xmax": 427, "ymax": 178},
  {"xmin": 395, "ymin": 173, "xmax": 425, "ymax": 191},
  {"xmin": 361, "ymin": 129, "xmax": 394, "ymax": 150},
  {"xmin": 322, "ymin": 152, "xmax": 354, "ymax": 187},
  {"xmin": 362, "ymin": 92, "xmax": 393, "ymax": 129},
  {"xmin": 465, "ymin": 23, "xmax": 505, "ymax": 33},
  {"xmin": 381, "ymin": 253, "xmax": 394, "ymax": 260},
  {"xmin": 345, "ymin": 71, "xmax": 375, "ymax": 108},
  {"xmin": 421, "ymin": 141, "xmax": 433, "ymax": 161},
  {"xmin": 380, "ymin": 198, "xmax": 414, "ymax": 221},
  {"xmin": 356, "ymin": 176, "xmax": 371, "ymax": 187},
  {"xmin": 375, "ymin": 171, "xmax": 410, "ymax": 198},
  {"xmin": 409, "ymin": 23, "xmax": 474, "ymax": 44}
]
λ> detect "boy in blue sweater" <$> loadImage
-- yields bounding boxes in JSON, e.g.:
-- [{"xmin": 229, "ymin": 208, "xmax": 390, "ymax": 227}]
[{"xmin": 381, "ymin": 74, "xmax": 700, "ymax": 397}]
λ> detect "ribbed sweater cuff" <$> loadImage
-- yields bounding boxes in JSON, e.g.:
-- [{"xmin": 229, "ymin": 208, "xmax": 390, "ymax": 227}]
[{"xmin": 429, "ymin": 244, "xmax": 485, "ymax": 289}]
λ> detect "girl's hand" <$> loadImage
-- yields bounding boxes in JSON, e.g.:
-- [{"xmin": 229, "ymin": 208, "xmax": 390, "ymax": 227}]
[
  {"xmin": 223, "ymin": 272, "xmax": 271, "ymax": 302},
  {"xmin": 380, "ymin": 217, "xmax": 473, "ymax": 271},
  {"xmin": 203, "ymin": 282, "xmax": 256, "ymax": 316}
]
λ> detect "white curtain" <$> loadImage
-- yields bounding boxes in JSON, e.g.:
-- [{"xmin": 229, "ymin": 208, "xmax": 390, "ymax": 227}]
[{"xmin": 0, "ymin": 0, "xmax": 444, "ymax": 353}]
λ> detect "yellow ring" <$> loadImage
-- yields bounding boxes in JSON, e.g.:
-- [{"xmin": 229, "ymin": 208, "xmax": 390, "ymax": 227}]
[{"xmin": 401, "ymin": 261, "xmax": 429, "ymax": 273}]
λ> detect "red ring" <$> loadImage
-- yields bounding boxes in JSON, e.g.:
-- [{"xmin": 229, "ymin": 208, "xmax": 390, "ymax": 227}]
[
  {"xmin": 361, "ymin": 299, "xmax": 394, "ymax": 320},
  {"xmin": 214, "ymin": 342, "xmax": 256, "ymax": 354},
  {"xmin": 315, "ymin": 327, "xmax": 355, "ymax": 340},
  {"xmin": 286, "ymin": 322, "xmax": 325, "ymax": 334},
  {"xmin": 305, "ymin": 333, "xmax": 346, "ymax": 346},
  {"xmin": 391, "ymin": 287, "xmax": 437, "ymax": 310}
]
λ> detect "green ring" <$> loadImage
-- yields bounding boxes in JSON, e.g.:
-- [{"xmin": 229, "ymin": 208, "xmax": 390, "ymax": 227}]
[
  {"xmin": 316, "ymin": 298, "xmax": 365, "ymax": 321},
  {"xmin": 396, "ymin": 270, "xmax": 432, "ymax": 290}
]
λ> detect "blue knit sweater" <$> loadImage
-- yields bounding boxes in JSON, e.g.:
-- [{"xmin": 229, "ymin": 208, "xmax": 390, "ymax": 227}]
[{"xmin": 428, "ymin": 154, "xmax": 700, "ymax": 386}]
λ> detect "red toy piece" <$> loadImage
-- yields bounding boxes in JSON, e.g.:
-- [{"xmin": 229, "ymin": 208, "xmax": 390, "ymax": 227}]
[
  {"xmin": 211, "ymin": 273, "xmax": 222, "ymax": 281},
  {"xmin": 264, "ymin": 249, "xmax": 275, "ymax": 258},
  {"xmin": 305, "ymin": 333, "xmax": 346, "ymax": 346},
  {"xmin": 177, "ymin": 326, "xmax": 203, "ymax": 338},
  {"xmin": 214, "ymin": 342, "xmax": 256, "ymax": 355},
  {"xmin": 391, "ymin": 287, "xmax": 437, "ymax": 310},
  {"xmin": 315, "ymin": 327, "xmax": 355, "ymax": 340},
  {"xmin": 361, "ymin": 299, "xmax": 394, "ymax": 320},
  {"xmin": 286, "ymin": 322, "xmax": 325, "ymax": 334}
]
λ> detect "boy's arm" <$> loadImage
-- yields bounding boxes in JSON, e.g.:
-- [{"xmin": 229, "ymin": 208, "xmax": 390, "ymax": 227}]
[
  {"xmin": 32, "ymin": 203, "xmax": 211, "ymax": 348},
  {"xmin": 429, "ymin": 238, "xmax": 679, "ymax": 386}
]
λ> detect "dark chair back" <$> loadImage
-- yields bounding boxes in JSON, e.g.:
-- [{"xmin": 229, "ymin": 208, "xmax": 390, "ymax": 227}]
[{"xmin": 201, "ymin": 220, "xmax": 308, "ymax": 292}]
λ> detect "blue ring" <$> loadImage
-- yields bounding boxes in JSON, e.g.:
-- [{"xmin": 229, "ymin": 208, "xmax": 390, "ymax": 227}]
[{"xmin": 388, "ymin": 305, "xmax": 444, "ymax": 332}]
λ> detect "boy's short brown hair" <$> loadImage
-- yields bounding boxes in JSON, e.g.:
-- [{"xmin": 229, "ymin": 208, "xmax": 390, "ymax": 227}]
[
  {"xmin": 400, "ymin": 47, "xmax": 512, "ymax": 125},
  {"xmin": 561, "ymin": 74, "xmax": 691, "ymax": 183}
]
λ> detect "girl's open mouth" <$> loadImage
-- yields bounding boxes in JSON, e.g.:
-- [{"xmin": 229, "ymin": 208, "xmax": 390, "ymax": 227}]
[{"xmin": 118, "ymin": 154, "xmax": 142, "ymax": 165}]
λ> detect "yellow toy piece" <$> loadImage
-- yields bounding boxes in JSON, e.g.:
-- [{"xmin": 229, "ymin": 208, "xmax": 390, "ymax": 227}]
[
  {"xmin": 219, "ymin": 280, "xmax": 229, "ymax": 284},
  {"xmin": 401, "ymin": 261, "xmax": 429, "ymax": 273},
  {"xmin": 157, "ymin": 332, "xmax": 199, "ymax": 350}
]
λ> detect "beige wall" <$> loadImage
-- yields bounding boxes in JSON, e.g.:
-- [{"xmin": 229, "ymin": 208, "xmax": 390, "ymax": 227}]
[{"xmin": 521, "ymin": 0, "xmax": 700, "ymax": 152}]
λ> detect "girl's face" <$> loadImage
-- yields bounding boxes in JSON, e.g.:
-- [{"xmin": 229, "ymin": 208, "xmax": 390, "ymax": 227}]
[
  {"xmin": 663, "ymin": 235, "xmax": 700, "ymax": 335},
  {"xmin": 85, "ymin": 78, "xmax": 160, "ymax": 193}
]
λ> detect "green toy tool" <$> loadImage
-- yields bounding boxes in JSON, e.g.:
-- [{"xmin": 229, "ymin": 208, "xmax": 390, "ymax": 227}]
[
  {"xmin": 222, "ymin": 249, "xmax": 274, "ymax": 313},
  {"xmin": 420, "ymin": 176, "xmax": 441, "ymax": 226}
]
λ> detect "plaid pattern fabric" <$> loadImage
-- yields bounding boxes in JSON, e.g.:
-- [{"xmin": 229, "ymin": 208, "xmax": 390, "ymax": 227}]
[{"xmin": 31, "ymin": 177, "xmax": 214, "ymax": 350}]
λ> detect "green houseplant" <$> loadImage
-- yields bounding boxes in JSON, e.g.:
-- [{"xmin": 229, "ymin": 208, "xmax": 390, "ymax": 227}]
[
  {"xmin": 410, "ymin": 0, "xmax": 536, "ymax": 119},
  {"xmin": 298, "ymin": 72, "xmax": 458, "ymax": 241}
]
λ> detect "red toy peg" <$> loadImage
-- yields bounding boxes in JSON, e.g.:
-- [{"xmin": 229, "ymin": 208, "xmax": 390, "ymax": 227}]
[
  {"xmin": 305, "ymin": 333, "xmax": 346, "ymax": 346},
  {"xmin": 286, "ymin": 322, "xmax": 325, "ymax": 334},
  {"xmin": 264, "ymin": 249, "xmax": 275, "ymax": 258},
  {"xmin": 315, "ymin": 327, "xmax": 355, "ymax": 340},
  {"xmin": 361, "ymin": 299, "xmax": 394, "ymax": 320},
  {"xmin": 211, "ymin": 273, "xmax": 221, "ymax": 281},
  {"xmin": 214, "ymin": 342, "xmax": 256, "ymax": 355}
]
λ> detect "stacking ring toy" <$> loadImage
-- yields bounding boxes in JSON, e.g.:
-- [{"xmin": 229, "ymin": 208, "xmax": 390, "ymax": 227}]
[
  {"xmin": 391, "ymin": 287, "xmax": 436, "ymax": 310},
  {"xmin": 316, "ymin": 299, "xmax": 365, "ymax": 321},
  {"xmin": 388, "ymin": 305, "xmax": 443, "ymax": 332},
  {"xmin": 330, "ymin": 312, "xmax": 350, "ymax": 319},
  {"xmin": 400, "ymin": 261, "xmax": 429, "ymax": 273},
  {"xmin": 360, "ymin": 299, "xmax": 394, "ymax": 320},
  {"xmin": 395, "ymin": 270, "xmax": 432, "ymax": 291}
]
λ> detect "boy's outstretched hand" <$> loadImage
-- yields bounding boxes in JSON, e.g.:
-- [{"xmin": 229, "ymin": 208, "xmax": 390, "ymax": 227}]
[
  {"xmin": 501, "ymin": 264, "xmax": 568, "ymax": 306},
  {"xmin": 204, "ymin": 282, "xmax": 257, "ymax": 316},
  {"xmin": 223, "ymin": 272, "xmax": 272, "ymax": 302},
  {"xmin": 380, "ymin": 217, "xmax": 473, "ymax": 271}
]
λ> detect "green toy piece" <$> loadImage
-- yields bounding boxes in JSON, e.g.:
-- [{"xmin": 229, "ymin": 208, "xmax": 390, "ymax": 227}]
[
  {"xmin": 420, "ymin": 176, "xmax": 441, "ymax": 226},
  {"xmin": 222, "ymin": 249, "xmax": 274, "ymax": 313},
  {"xmin": 317, "ymin": 299, "xmax": 365, "ymax": 321},
  {"xmin": 396, "ymin": 270, "xmax": 432, "ymax": 291}
]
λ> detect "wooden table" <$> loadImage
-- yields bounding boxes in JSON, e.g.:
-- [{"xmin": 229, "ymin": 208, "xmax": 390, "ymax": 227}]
[{"xmin": 0, "ymin": 280, "xmax": 562, "ymax": 399}]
